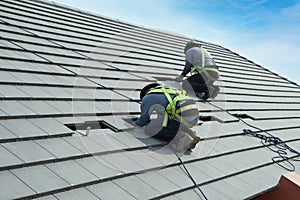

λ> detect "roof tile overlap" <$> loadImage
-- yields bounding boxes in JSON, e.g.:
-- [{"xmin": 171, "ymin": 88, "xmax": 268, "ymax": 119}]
[{"xmin": 0, "ymin": 0, "xmax": 299, "ymax": 199}]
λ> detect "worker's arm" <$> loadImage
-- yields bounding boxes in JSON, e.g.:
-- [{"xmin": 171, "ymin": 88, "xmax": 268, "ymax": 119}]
[
  {"xmin": 181, "ymin": 60, "xmax": 193, "ymax": 76},
  {"xmin": 175, "ymin": 61, "xmax": 193, "ymax": 81},
  {"xmin": 135, "ymin": 96, "xmax": 152, "ymax": 126}
]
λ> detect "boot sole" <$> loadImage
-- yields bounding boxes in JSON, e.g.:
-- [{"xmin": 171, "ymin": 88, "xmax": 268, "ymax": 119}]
[{"xmin": 188, "ymin": 136, "xmax": 200, "ymax": 150}]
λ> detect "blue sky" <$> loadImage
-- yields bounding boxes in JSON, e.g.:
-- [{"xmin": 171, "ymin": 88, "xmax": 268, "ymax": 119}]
[{"xmin": 52, "ymin": 0, "xmax": 299, "ymax": 84}]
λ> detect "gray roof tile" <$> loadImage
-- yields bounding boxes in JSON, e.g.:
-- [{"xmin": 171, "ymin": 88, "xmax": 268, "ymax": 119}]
[
  {"xmin": 161, "ymin": 195, "xmax": 180, "ymax": 200},
  {"xmin": 0, "ymin": 0, "xmax": 299, "ymax": 199},
  {"xmin": 43, "ymin": 87, "xmax": 73, "ymax": 99},
  {"xmin": 0, "ymin": 123, "xmax": 16, "ymax": 140},
  {"xmin": 29, "ymin": 118, "xmax": 73, "ymax": 136},
  {"xmin": 11, "ymin": 165, "xmax": 69, "ymax": 193},
  {"xmin": 209, "ymin": 178, "xmax": 247, "ymax": 199},
  {"xmin": 46, "ymin": 101, "xmax": 74, "ymax": 114},
  {"xmin": 136, "ymin": 171, "xmax": 180, "ymax": 195},
  {"xmin": 0, "ymin": 70, "xmax": 22, "ymax": 83},
  {"xmin": 36, "ymin": 137, "xmax": 82, "ymax": 159},
  {"xmin": 46, "ymin": 160, "xmax": 98, "ymax": 185},
  {"xmin": 0, "ymin": 100, "xmax": 36, "ymax": 116},
  {"xmin": 101, "ymin": 152, "xmax": 145, "ymax": 173},
  {"xmin": 158, "ymin": 166, "xmax": 194, "ymax": 189},
  {"xmin": 0, "ymin": 39, "xmax": 21, "ymax": 49},
  {"xmin": 2, "ymin": 140, "xmax": 55, "ymax": 163},
  {"xmin": 63, "ymin": 135, "xmax": 107, "ymax": 155},
  {"xmin": 0, "ymin": 119, "xmax": 48, "ymax": 138},
  {"xmin": 87, "ymin": 181, "xmax": 136, "ymax": 200},
  {"xmin": 0, "ymin": 85, "xmax": 30, "ymax": 98},
  {"xmin": 0, "ymin": 144, "xmax": 23, "ymax": 168},
  {"xmin": 20, "ymin": 101, "xmax": 61, "ymax": 115},
  {"xmin": 75, "ymin": 156, "xmax": 124, "ymax": 179},
  {"xmin": 34, "ymin": 195, "xmax": 58, "ymax": 200},
  {"xmin": 16, "ymin": 85, "xmax": 54, "ymax": 98},
  {"xmin": 0, "ymin": 171, "xmax": 36, "ymax": 199},
  {"xmin": 176, "ymin": 187, "xmax": 230, "ymax": 200},
  {"xmin": 0, "ymin": 48, "xmax": 45, "ymax": 61},
  {"xmin": 113, "ymin": 175, "xmax": 160, "ymax": 199},
  {"xmin": 82, "ymin": 129, "xmax": 129, "ymax": 151},
  {"xmin": 0, "ymin": 21, "xmax": 33, "ymax": 34},
  {"xmin": 54, "ymin": 188, "xmax": 99, "ymax": 200}
]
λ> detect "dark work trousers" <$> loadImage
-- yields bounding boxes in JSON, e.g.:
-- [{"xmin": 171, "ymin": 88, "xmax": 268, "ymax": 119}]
[
  {"xmin": 182, "ymin": 74, "xmax": 209, "ymax": 94},
  {"xmin": 144, "ymin": 115, "xmax": 194, "ymax": 142}
]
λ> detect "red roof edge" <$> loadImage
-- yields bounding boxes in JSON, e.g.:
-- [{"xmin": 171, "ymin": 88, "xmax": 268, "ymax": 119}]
[{"xmin": 259, "ymin": 172, "xmax": 300, "ymax": 200}]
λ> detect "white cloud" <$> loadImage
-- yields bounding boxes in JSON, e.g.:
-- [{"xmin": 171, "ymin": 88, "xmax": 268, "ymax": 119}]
[
  {"xmin": 226, "ymin": 0, "xmax": 268, "ymax": 9},
  {"xmin": 235, "ymin": 40, "xmax": 299, "ymax": 83},
  {"xmin": 281, "ymin": 3, "xmax": 300, "ymax": 19}
]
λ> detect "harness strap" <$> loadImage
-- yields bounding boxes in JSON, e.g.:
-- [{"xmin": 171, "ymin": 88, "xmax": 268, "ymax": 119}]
[
  {"xmin": 174, "ymin": 113, "xmax": 193, "ymax": 128},
  {"xmin": 191, "ymin": 48, "xmax": 219, "ymax": 83},
  {"xmin": 176, "ymin": 104, "xmax": 194, "ymax": 113},
  {"xmin": 161, "ymin": 87, "xmax": 176, "ymax": 117},
  {"xmin": 202, "ymin": 48, "xmax": 205, "ymax": 68},
  {"xmin": 146, "ymin": 87, "xmax": 195, "ymax": 127}
]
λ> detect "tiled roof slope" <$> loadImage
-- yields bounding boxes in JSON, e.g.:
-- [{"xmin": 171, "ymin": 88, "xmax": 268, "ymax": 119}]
[{"xmin": 0, "ymin": 0, "xmax": 300, "ymax": 199}]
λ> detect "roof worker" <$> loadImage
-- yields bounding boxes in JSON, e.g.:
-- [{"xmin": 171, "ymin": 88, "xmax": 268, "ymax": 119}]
[
  {"xmin": 175, "ymin": 40, "xmax": 220, "ymax": 99},
  {"xmin": 134, "ymin": 83, "xmax": 201, "ymax": 152}
]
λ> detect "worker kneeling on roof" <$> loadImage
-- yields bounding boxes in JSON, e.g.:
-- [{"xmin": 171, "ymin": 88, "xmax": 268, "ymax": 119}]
[
  {"xmin": 134, "ymin": 83, "xmax": 200, "ymax": 152},
  {"xmin": 175, "ymin": 40, "xmax": 220, "ymax": 99}
]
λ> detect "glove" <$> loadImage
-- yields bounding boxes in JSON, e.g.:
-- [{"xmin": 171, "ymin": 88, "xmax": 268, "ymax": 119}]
[{"xmin": 175, "ymin": 75, "xmax": 183, "ymax": 82}]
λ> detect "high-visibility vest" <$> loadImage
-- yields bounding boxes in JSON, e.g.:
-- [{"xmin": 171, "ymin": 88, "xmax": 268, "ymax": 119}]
[
  {"xmin": 191, "ymin": 48, "xmax": 219, "ymax": 83},
  {"xmin": 147, "ymin": 87, "xmax": 199, "ymax": 128}
]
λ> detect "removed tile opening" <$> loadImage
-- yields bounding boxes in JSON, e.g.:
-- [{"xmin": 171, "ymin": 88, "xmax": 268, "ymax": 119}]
[
  {"xmin": 232, "ymin": 113, "xmax": 255, "ymax": 120},
  {"xmin": 200, "ymin": 115, "xmax": 222, "ymax": 123},
  {"xmin": 65, "ymin": 120, "xmax": 119, "ymax": 134}
]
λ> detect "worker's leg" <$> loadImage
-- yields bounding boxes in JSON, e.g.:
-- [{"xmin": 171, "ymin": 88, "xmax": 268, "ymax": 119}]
[
  {"xmin": 178, "ymin": 124, "xmax": 200, "ymax": 150},
  {"xmin": 144, "ymin": 118, "xmax": 190, "ymax": 143},
  {"xmin": 182, "ymin": 74, "xmax": 208, "ymax": 94},
  {"xmin": 144, "ymin": 116, "xmax": 179, "ymax": 142},
  {"xmin": 145, "ymin": 118, "xmax": 199, "ymax": 151},
  {"xmin": 173, "ymin": 131, "xmax": 194, "ymax": 152},
  {"xmin": 210, "ymin": 85, "xmax": 220, "ymax": 99}
]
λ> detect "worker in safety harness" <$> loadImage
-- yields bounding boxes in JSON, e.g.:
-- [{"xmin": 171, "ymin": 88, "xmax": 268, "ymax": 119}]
[
  {"xmin": 175, "ymin": 40, "xmax": 220, "ymax": 99},
  {"xmin": 134, "ymin": 83, "xmax": 201, "ymax": 152}
]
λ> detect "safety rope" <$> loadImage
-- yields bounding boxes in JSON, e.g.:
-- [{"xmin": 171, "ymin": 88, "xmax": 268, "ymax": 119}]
[
  {"xmin": 243, "ymin": 129, "xmax": 300, "ymax": 171},
  {"xmin": 206, "ymin": 101, "xmax": 300, "ymax": 171},
  {"xmin": 176, "ymin": 153, "xmax": 208, "ymax": 200}
]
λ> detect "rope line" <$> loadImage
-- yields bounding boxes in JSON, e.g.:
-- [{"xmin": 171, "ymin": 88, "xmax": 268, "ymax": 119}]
[
  {"xmin": 176, "ymin": 153, "xmax": 208, "ymax": 200},
  {"xmin": 206, "ymin": 101, "xmax": 300, "ymax": 171}
]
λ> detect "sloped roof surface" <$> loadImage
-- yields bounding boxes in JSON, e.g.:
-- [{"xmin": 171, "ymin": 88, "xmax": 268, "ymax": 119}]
[{"xmin": 0, "ymin": 0, "xmax": 300, "ymax": 199}]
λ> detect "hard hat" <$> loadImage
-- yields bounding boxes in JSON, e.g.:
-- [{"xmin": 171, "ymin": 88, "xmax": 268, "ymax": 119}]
[
  {"xmin": 184, "ymin": 40, "xmax": 202, "ymax": 54},
  {"xmin": 140, "ymin": 83, "xmax": 160, "ymax": 100}
]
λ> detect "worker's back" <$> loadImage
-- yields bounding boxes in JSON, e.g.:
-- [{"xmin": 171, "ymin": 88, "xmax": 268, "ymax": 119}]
[{"xmin": 186, "ymin": 47, "xmax": 216, "ymax": 67}]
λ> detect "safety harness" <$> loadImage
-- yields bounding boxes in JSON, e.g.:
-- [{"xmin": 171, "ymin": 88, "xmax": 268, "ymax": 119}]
[
  {"xmin": 146, "ymin": 87, "xmax": 199, "ymax": 128},
  {"xmin": 191, "ymin": 48, "xmax": 219, "ymax": 83}
]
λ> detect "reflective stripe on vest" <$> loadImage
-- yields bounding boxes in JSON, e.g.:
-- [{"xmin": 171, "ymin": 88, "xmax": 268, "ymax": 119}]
[
  {"xmin": 191, "ymin": 48, "xmax": 219, "ymax": 81},
  {"xmin": 146, "ymin": 87, "xmax": 195, "ymax": 128}
]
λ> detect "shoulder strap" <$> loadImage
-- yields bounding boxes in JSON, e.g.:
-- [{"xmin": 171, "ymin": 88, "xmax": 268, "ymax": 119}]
[{"xmin": 146, "ymin": 87, "xmax": 196, "ymax": 128}]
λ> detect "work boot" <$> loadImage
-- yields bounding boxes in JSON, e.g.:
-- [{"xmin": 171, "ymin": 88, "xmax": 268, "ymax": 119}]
[
  {"xmin": 188, "ymin": 136, "xmax": 200, "ymax": 150},
  {"xmin": 204, "ymin": 86, "xmax": 214, "ymax": 100},
  {"xmin": 210, "ymin": 86, "xmax": 220, "ymax": 99},
  {"xmin": 175, "ymin": 132, "xmax": 193, "ymax": 152},
  {"xmin": 195, "ymin": 92, "xmax": 203, "ymax": 99}
]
